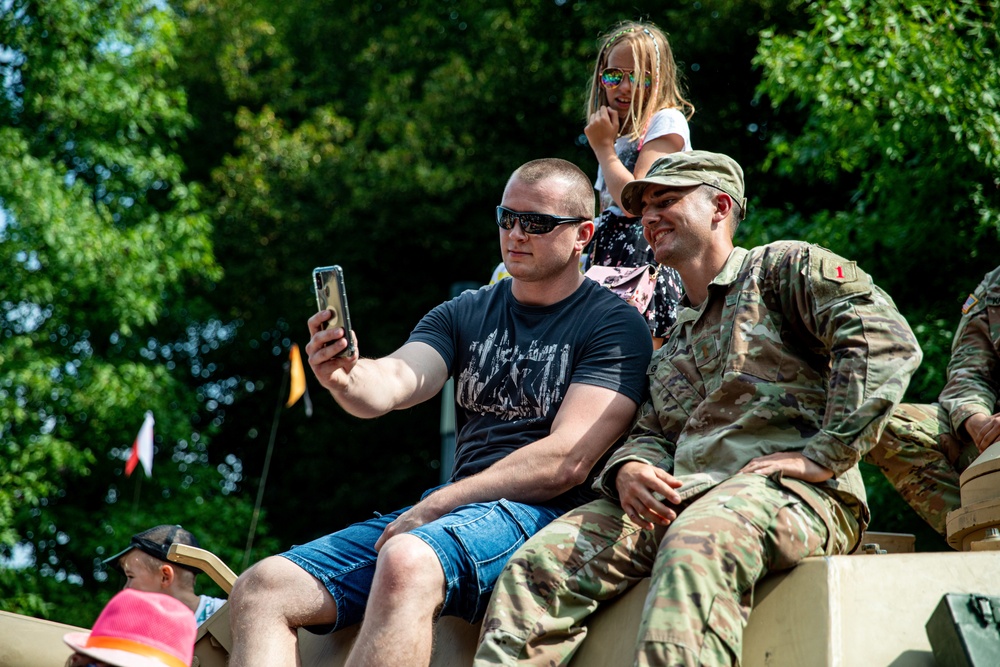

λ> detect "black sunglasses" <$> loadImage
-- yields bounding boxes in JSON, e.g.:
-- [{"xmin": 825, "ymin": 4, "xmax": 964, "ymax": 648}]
[{"xmin": 496, "ymin": 206, "xmax": 589, "ymax": 235}]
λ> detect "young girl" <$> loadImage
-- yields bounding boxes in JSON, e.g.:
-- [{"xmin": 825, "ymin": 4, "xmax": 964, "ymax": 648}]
[{"xmin": 585, "ymin": 21, "xmax": 694, "ymax": 346}]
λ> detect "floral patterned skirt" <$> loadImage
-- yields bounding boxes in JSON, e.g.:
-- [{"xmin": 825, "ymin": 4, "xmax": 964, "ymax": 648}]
[{"xmin": 586, "ymin": 209, "xmax": 683, "ymax": 338}]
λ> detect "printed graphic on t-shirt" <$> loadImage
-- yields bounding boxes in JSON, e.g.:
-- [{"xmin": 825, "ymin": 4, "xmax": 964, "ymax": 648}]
[
  {"xmin": 618, "ymin": 142, "xmax": 640, "ymax": 173},
  {"xmin": 456, "ymin": 327, "xmax": 571, "ymax": 420}
]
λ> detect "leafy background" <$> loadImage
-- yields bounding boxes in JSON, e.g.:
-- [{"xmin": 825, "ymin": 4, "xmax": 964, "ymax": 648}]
[{"xmin": 1, "ymin": 0, "xmax": 997, "ymax": 625}]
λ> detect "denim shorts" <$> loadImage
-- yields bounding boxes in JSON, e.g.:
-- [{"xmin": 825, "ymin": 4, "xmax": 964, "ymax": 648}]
[{"xmin": 280, "ymin": 491, "xmax": 565, "ymax": 632}]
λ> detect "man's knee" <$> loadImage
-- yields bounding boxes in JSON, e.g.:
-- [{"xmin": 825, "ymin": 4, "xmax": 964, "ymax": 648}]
[
  {"xmin": 374, "ymin": 535, "xmax": 445, "ymax": 601},
  {"xmin": 230, "ymin": 554, "xmax": 342, "ymax": 635},
  {"xmin": 230, "ymin": 556, "xmax": 307, "ymax": 615}
]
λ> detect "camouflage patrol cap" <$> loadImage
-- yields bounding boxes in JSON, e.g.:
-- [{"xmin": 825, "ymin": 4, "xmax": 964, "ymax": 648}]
[{"xmin": 620, "ymin": 150, "xmax": 747, "ymax": 217}]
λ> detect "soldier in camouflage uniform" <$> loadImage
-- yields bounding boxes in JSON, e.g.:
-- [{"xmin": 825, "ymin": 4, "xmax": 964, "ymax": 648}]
[
  {"xmin": 867, "ymin": 267, "xmax": 1000, "ymax": 535},
  {"xmin": 473, "ymin": 151, "xmax": 922, "ymax": 667}
]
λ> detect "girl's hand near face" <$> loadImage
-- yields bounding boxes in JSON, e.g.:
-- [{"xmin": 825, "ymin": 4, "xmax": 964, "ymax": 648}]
[{"xmin": 585, "ymin": 105, "xmax": 620, "ymax": 158}]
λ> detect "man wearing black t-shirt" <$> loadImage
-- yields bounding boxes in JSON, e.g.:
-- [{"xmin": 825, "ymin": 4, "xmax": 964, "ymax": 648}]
[{"xmin": 228, "ymin": 158, "xmax": 653, "ymax": 667}]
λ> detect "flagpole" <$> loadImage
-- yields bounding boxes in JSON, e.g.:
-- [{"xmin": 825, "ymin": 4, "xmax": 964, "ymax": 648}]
[
  {"xmin": 242, "ymin": 358, "xmax": 290, "ymax": 572},
  {"xmin": 132, "ymin": 473, "xmax": 143, "ymax": 514}
]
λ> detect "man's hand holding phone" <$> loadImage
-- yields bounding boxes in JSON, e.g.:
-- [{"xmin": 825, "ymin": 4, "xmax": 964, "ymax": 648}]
[
  {"xmin": 308, "ymin": 265, "xmax": 358, "ymax": 392},
  {"xmin": 305, "ymin": 309, "xmax": 359, "ymax": 391}
]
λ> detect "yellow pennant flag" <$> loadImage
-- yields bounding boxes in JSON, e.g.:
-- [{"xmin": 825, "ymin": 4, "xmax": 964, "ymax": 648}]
[{"xmin": 286, "ymin": 343, "xmax": 308, "ymax": 409}]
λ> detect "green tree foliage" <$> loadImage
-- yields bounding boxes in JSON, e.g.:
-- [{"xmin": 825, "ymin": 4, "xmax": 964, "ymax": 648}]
[
  {"xmin": 0, "ymin": 0, "xmax": 274, "ymax": 625},
  {"xmin": 752, "ymin": 0, "xmax": 1000, "ymax": 333},
  {"xmin": 749, "ymin": 0, "xmax": 1000, "ymax": 546}
]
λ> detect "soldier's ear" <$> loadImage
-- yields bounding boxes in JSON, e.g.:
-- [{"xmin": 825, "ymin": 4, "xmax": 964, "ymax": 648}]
[{"xmin": 711, "ymin": 192, "xmax": 734, "ymax": 222}]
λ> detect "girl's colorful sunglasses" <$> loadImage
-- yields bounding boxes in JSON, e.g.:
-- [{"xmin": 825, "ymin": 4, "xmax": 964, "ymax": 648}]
[{"xmin": 600, "ymin": 67, "xmax": 652, "ymax": 90}]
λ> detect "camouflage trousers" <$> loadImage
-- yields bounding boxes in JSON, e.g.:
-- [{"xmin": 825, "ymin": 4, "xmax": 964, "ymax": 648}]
[
  {"xmin": 864, "ymin": 403, "xmax": 978, "ymax": 536},
  {"xmin": 474, "ymin": 473, "xmax": 858, "ymax": 667}
]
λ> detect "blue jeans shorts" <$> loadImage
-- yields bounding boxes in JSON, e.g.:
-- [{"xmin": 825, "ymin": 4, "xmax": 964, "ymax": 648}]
[{"xmin": 280, "ymin": 490, "xmax": 565, "ymax": 632}]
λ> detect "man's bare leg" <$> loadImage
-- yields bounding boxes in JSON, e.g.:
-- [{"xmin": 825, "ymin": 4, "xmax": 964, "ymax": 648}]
[
  {"xmin": 229, "ymin": 555, "xmax": 339, "ymax": 667},
  {"xmin": 345, "ymin": 534, "xmax": 446, "ymax": 667}
]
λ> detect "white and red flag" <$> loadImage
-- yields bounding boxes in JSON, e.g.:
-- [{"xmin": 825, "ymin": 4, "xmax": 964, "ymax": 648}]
[{"xmin": 125, "ymin": 411, "xmax": 155, "ymax": 478}]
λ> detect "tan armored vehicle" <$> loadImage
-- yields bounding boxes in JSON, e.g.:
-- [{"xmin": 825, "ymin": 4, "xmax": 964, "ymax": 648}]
[{"xmin": 4, "ymin": 443, "xmax": 999, "ymax": 667}]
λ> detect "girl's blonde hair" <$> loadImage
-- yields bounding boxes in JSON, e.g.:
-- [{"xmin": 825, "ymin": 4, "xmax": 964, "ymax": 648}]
[{"xmin": 586, "ymin": 21, "xmax": 695, "ymax": 144}]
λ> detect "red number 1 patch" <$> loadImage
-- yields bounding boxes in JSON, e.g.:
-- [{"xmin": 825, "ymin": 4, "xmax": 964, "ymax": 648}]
[{"xmin": 821, "ymin": 259, "xmax": 857, "ymax": 283}]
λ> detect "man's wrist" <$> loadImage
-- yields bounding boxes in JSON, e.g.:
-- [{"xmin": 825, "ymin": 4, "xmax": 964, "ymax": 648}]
[
  {"xmin": 961, "ymin": 413, "xmax": 986, "ymax": 440},
  {"xmin": 604, "ymin": 458, "xmax": 653, "ymax": 500},
  {"xmin": 618, "ymin": 461, "xmax": 648, "ymax": 475},
  {"xmin": 417, "ymin": 485, "xmax": 457, "ymax": 518},
  {"xmin": 952, "ymin": 404, "xmax": 991, "ymax": 437}
]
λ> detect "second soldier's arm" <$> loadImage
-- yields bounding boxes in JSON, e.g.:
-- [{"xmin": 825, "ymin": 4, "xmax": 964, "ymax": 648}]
[{"xmin": 940, "ymin": 268, "xmax": 1000, "ymax": 452}]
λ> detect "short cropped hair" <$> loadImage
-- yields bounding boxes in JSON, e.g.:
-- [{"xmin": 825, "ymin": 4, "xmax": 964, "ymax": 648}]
[
  {"xmin": 730, "ymin": 200, "xmax": 745, "ymax": 235},
  {"xmin": 698, "ymin": 185, "xmax": 744, "ymax": 237},
  {"xmin": 509, "ymin": 158, "xmax": 595, "ymax": 220}
]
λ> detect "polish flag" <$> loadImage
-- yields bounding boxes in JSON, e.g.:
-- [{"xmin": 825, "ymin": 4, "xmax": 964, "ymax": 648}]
[{"xmin": 125, "ymin": 411, "xmax": 155, "ymax": 478}]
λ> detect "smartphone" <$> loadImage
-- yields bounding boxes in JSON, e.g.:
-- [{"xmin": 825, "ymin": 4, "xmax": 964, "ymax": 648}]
[{"xmin": 313, "ymin": 265, "xmax": 355, "ymax": 358}]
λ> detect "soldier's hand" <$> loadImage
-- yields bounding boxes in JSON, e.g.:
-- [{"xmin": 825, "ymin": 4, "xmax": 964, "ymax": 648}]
[
  {"xmin": 740, "ymin": 452, "xmax": 833, "ymax": 483},
  {"xmin": 963, "ymin": 413, "xmax": 1000, "ymax": 453},
  {"xmin": 616, "ymin": 461, "xmax": 683, "ymax": 530}
]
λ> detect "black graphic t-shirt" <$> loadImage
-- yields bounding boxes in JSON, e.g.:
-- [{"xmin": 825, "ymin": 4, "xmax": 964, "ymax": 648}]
[{"xmin": 408, "ymin": 278, "xmax": 651, "ymax": 508}]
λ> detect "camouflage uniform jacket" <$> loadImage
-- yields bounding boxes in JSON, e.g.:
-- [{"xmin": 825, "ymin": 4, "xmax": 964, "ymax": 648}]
[
  {"xmin": 596, "ymin": 241, "xmax": 922, "ymax": 529},
  {"xmin": 939, "ymin": 265, "xmax": 1000, "ymax": 438}
]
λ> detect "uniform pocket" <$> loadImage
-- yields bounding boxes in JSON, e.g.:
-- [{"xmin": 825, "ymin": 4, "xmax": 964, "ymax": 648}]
[
  {"xmin": 728, "ymin": 290, "xmax": 782, "ymax": 381},
  {"xmin": 650, "ymin": 359, "xmax": 704, "ymax": 419},
  {"xmin": 700, "ymin": 593, "xmax": 746, "ymax": 665},
  {"xmin": 721, "ymin": 477, "xmax": 795, "ymax": 531}
]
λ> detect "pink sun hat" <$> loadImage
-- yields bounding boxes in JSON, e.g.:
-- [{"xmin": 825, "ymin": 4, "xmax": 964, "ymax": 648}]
[{"xmin": 63, "ymin": 589, "xmax": 196, "ymax": 667}]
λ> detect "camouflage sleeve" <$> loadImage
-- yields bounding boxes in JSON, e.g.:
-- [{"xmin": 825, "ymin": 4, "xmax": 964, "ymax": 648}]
[
  {"xmin": 783, "ymin": 244, "xmax": 923, "ymax": 476},
  {"xmin": 939, "ymin": 267, "xmax": 1000, "ymax": 435},
  {"xmin": 594, "ymin": 397, "xmax": 677, "ymax": 500}
]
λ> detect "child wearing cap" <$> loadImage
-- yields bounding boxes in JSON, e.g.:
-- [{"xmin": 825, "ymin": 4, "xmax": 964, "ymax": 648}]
[{"xmin": 105, "ymin": 525, "xmax": 226, "ymax": 626}]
